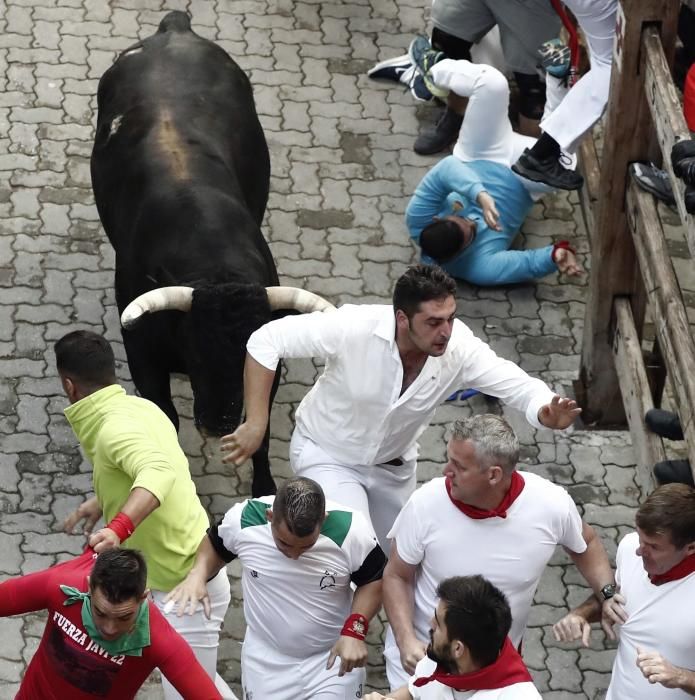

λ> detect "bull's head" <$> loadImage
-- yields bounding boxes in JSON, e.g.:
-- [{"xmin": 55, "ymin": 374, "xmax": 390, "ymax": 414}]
[{"xmin": 121, "ymin": 283, "xmax": 334, "ymax": 436}]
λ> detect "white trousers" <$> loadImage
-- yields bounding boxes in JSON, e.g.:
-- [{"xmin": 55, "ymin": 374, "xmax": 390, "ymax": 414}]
[
  {"xmin": 290, "ymin": 429, "xmax": 417, "ymax": 552},
  {"xmin": 540, "ymin": 0, "xmax": 618, "ymax": 151},
  {"xmin": 241, "ymin": 627, "xmax": 366, "ymax": 700},
  {"xmin": 431, "ymin": 59, "xmax": 535, "ymax": 165},
  {"xmin": 430, "ymin": 58, "xmax": 569, "ymax": 197},
  {"xmin": 151, "ymin": 568, "xmax": 237, "ymax": 700}
]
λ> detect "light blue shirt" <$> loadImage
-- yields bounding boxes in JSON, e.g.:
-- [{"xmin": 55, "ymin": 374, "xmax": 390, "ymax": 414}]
[{"xmin": 406, "ymin": 156, "xmax": 557, "ymax": 285}]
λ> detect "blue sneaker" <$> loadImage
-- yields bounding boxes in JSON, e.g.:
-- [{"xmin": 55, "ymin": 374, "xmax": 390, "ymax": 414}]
[
  {"xmin": 538, "ymin": 38, "xmax": 570, "ymax": 79},
  {"xmin": 408, "ymin": 35, "xmax": 448, "ymax": 99},
  {"xmin": 368, "ymin": 54, "xmax": 413, "ymax": 82},
  {"xmin": 410, "ymin": 73, "xmax": 434, "ymax": 102}
]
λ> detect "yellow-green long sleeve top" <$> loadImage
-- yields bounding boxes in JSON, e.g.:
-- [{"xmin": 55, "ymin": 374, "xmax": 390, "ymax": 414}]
[{"xmin": 64, "ymin": 385, "xmax": 209, "ymax": 591}]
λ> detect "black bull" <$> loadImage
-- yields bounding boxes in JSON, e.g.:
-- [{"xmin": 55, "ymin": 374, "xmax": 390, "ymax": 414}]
[{"xmin": 90, "ymin": 11, "xmax": 282, "ymax": 496}]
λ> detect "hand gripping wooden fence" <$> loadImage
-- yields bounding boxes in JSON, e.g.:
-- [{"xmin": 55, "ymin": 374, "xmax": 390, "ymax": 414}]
[{"xmin": 573, "ymin": 0, "xmax": 695, "ymax": 492}]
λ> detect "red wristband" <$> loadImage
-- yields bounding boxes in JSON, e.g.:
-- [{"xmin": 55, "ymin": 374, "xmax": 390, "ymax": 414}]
[
  {"xmin": 107, "ymin": 512, "xmax": 135, "ymax": 543},
  {"xmin": 341, "ymin": 613, "xmax": 369, "ymax": 640},
  {"xmin": 552, "ymin": 240, "xmax": 575, "ymax": 263}
]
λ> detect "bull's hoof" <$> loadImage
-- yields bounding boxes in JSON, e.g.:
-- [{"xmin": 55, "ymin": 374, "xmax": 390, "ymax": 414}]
[{"xmin": 251, "ymin": 476, "xmax": 277, "ymax": 498}]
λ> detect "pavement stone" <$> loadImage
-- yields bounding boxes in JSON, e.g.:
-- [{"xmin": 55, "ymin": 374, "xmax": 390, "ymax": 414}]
[{"xmin": 2, "ymin": 0, "xmax": 694, "ymax": 698}]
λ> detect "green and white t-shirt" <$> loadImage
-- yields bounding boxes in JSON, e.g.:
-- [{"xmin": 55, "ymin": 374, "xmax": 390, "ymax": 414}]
[{"xmin": 210, "ymin": 497, "xmax": 386, "ymax": 656}]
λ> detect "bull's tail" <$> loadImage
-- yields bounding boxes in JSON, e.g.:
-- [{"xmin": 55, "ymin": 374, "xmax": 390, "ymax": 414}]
[{"xmin": 157, "ymin": 10, "xmax": 192, "ymax": 34}]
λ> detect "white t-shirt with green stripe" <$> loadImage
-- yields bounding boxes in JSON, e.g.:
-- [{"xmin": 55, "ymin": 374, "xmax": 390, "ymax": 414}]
[{"xmin": 214, "ymin": 497, "xmax": 384, "ymax": 656}]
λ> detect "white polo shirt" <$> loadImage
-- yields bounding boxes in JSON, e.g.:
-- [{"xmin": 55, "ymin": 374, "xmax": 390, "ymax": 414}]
[
  {"xmin": 606, "ymin": 532, "xmax": 695, "ymax": 700},
  {"xmin": 408, "ymin": 658, "xmax": 542, "ymax": 700},
  {"xmin": 247, "ymin": 304, "xmax": 554, "ymax": 466},
  {"xmin": 212, "ymin": 497, "xmax": 384, "ymax": 656},
  {"xmin": 387, "ymin": 473, "xmax": 587, "ymax": 647}
]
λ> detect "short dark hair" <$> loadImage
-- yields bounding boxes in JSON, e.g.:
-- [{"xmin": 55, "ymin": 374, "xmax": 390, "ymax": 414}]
[
  {"xmin": 420, "ymin": 220, "xmax": 464, "ymax": 262},
  {"xmin": 436, "ymin": 575, "xmax": 511, "ymax": 668},
  {"xmin": 273, "ymin": 477, "xmax": 326, "ymax": 537},
  {"xmin": 392, "ymin": 264, "xmax": 457, "ymax": 319},
  {"xmin": 90, "ymin": 549, "xmax": 148, "ymax": 603},
  {"xmin": 636, "ymin": 483, "xmax": 695, "ymax": 549},
  {"xmin": 54, "ymin": 330, "xmax": 116, "ymax": 387}
]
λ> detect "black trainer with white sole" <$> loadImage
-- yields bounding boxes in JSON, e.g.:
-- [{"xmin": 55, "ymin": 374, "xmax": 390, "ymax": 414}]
[{"xmin": 512, "ymin": 149, "xmax": 584, "ymax": 191}]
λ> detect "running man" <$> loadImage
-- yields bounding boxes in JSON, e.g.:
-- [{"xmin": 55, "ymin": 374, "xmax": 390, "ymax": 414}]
[{"xmin": 166, "ymin": 477, "xmax": 387, "ymax": 700}]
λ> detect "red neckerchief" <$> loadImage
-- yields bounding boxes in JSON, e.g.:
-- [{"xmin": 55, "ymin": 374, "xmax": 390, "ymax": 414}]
[
  {"xmin": 445, "ymin": 472, "xmax": 525, "ymax": 519},
  {"xmin": 412, "ymin": 637, "xmax": 533, "ymax": 691},
  {"xmin": 649, "ymin": 553, "xmax": 695, "ymax": 586}
]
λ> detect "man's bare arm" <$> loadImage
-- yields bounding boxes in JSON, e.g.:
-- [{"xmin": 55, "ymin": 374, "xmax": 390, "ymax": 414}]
[
  {"xmin": 565, "ymin": 522, "xmax": 614, "ymax": 597},
  {"xmin": 383, "ymin": 543, "xmax": 427, "ymax": 675},
  {"xmin": 221, "ymin": 354, "xmax": 276, "ymax": 465},
  {"xmin": 164, "ymin": 535, "xmax": 228, "ymax": 618}
]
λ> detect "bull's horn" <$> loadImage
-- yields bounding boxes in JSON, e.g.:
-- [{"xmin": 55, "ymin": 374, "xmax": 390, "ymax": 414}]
[
  {"xmin": 266, "ymin": 286, "xmax": 335, "ymax": 313},
  {"xmin": 120, "ymin": 286, "xmax": 194, "ymax": 328}
]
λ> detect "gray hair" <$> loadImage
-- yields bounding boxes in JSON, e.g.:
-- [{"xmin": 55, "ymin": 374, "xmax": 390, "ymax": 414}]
[{"xmin": 451, "ymin": 415, "xmax": 519, "ymax": 474}]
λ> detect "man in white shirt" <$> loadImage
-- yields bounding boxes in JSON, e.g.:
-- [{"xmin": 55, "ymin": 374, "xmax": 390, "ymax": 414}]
[
  {"xmin": 383, "ymin": 414, "xmax": 614, "ymax": 689},
  {"xmin": 222, "ymin": 264, "xmax": 580, "ymax": 548},
  {"xmin": 552, "ymin": 483, "xmax": 695, "ymax": 699},
  {"xmin": 363, "ymin": 574, "xmax": 541, "ymax": 700},
  {"xmin": 165, "ymin": 476, "xmax": 387, "ymax": 700}
]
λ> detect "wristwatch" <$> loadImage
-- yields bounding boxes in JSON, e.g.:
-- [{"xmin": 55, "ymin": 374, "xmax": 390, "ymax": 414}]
[{"xmin": 600, "ymin": 583, "xmax": 617, "ymax": 600}]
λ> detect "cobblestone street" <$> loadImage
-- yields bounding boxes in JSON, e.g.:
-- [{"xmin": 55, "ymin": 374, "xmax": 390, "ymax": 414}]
[{"xmin": 1, "ymin": 0, "xmax": 693, "ymax": 698}]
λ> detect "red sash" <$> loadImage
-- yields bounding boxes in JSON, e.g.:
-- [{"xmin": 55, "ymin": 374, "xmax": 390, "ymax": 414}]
[
  {"xmin": 412, "ymin": 637, "xmax": 533, "ymax": 691},
  {"xmin": 445, "ymin": 472, "xmax": 525, "ymax": 519}
]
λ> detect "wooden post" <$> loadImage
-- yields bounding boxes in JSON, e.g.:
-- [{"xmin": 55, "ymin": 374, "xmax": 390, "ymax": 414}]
[
  {"xmin": 612, "ymin": 298, "xmax": 663, "ymax": 493},
  {"xmin": 576, "ymin": 0, "xmax": 681, "ymax": 425},
  {"xmin": 627, "ymin": 180, "xmax": 695, "ymax": 482}
]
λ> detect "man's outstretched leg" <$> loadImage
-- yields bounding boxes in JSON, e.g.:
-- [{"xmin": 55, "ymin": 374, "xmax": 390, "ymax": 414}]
[
  {"xmin": 409, "ymin": 42, "xmax": 526, "ymax": 166},
  {"xmin": 512, "ymin": 0, "xmax": 617, "ymax": 190}
]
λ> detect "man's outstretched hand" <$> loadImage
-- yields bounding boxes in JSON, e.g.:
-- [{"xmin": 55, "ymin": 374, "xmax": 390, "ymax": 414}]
[
  {"xmin": 538, "ymin": 395, "xmax": 581, "ymax": 429},
  {"xmin": 220, "ymin": 421, "xmax": 266, "ymax": 465}
]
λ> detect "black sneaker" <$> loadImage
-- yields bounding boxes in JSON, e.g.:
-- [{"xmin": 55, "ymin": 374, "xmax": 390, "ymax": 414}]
[
  {"xmin": 368, "ymin": 54, "xmax": 413, "ymax": 83},
  {"xmin": 672, "ymin": 139, "xmax": 695, "ymax": 185},
  {"xmin": 645, "ymin": 408, "xmax": 684, "ymax": 440},
  {"xmin": 686, "ymin": 184, "xmax": 695, "ymax": 214},
  {"xmin": 413, "ymin": 107, "xmax": 463, "ymax": 156},
  {"xmin": 630, "ymin": 162, "xmax": 676, "ymax": 209},
  {"xmin": 410, "ymin": 73, "xmax": 434, "ymax": 102},
  {"xmin": 654, "ymin": 459, "xmax": 695, "ymax": 486},
  {"xmin": 512, "ymin": 148, "xmax": 584, "ymax": 190}
]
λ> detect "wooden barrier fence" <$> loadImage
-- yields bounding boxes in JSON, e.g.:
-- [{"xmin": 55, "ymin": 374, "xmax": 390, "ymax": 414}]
[{"xmin": 575, "ymin": 0, "xmax": 695, "ymax": 491}]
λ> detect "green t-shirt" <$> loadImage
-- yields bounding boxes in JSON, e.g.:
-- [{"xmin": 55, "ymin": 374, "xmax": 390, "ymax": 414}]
[{"xmin": 64, "ymin": 385, "xmax": 209, "ymax": 591}]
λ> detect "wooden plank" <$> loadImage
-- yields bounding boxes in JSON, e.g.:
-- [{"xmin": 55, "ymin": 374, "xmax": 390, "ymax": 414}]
[
  {"xmin": 578, "ymin": 0, "xmax": 680, "ymax": 425},
  {"xmin": 612, "ymin": 297, "xmax": 663, "ymax": 494},
  {"xmin": 642, "ymin": 27, "xmax": 695, "ymax": 257},
  {"xmin": 577, "ymin": 134, "xmax": 600, "ymax": 250},
  {"xmin": 627, "ymin": 180, "xmax": 695, "ymax": 482}
]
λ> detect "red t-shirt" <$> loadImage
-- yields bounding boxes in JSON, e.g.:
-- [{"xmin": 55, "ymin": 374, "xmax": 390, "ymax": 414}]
[{"xmin": 0, "ymin": 551, "xmax": 221, "ymax": 700}]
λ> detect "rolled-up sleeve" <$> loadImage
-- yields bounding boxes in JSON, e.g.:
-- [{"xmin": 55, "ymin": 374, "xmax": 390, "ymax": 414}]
[{"xmin": 247, "ymin": 308, "xmax": 348, "ymax": 370}]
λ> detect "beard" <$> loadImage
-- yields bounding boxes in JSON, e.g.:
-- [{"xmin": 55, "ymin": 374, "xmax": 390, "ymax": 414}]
[{"xmin": 426, "ymin": 635, "xmax": 457, "ymax": 674}]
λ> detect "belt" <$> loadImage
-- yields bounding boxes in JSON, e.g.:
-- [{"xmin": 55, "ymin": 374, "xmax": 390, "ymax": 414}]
[{"xmin": 383, "ymin": 457, "xmax": 403, "ymax": 467}]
